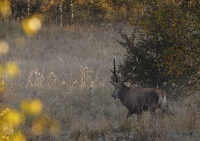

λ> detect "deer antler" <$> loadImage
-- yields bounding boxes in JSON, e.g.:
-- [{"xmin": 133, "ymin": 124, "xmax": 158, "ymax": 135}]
[
  {"xmin": 110, "ymin": 59, "xmax": 119, "ymax": 83},
  {"xmin": 122, "ymin": 57, "xmax": 141, "ymax": 83}
]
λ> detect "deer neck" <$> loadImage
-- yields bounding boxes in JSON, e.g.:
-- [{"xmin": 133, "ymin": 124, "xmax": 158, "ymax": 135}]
[{"xmin": 119, "ymin": 84, "xmax": 130, "ymax": 105}]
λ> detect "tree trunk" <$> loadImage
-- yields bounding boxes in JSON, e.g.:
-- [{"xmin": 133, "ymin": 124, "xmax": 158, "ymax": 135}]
[{"xmin": 59, "ymin": 0, "xmax": 63, "ymax": 27}]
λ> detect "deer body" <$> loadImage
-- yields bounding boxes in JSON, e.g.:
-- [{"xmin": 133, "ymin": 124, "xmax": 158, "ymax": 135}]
[
  {"xmin": 111, "ymin": 82, "xmax": 169, "ymax": 119},
  {"xmin": 110, "ymin": 58, "xmax": 170, "ymax": 119}
]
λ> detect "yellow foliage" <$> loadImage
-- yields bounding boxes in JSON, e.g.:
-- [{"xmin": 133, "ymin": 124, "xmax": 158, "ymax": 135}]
[
  {"xmin": 31, "ymin": 122, "xmax": 45, "ymax": 135},
  {"xmin": 0, "ymin": 2, "xmax": 11, "ymax": 18},
  {"xmin": 49, "ymin": 120, "xmax": 60, "ymax": 136},
  {"xmin": 22, "ymin": 13, "xmax": 43, "ymax": 36},
  {"xmin": 0, "ymin": 100, "xmax": 60, "ymax": 139},
  {"xmin": 0, "ymin": 108, "xmax": 18, "ymax": 139},
  {"xmin": 5, "ymin": 62, "xmax": 20, "ymax": 77},
  {"xmin": 0, "ymin": 78, "xmax": 7, "ymax": 95},
  {"xmin": 0, "ymin": 4, "xmax": 59, "ymax": 139},
  {"xmin": 20, "ymin": 99, "xmax": 43, "ymax": 116},
  {"xmin": 31, "ymin": 116, "xmax": 49, "ymax": 135},
  {"xmin": 29, "ymin": 99, "xmax": 43, "ymax": 115},
  {"xmin": 6, "ymin": 109, "xmax": 22, "ymax": 128},
  {"xmin": 12, "ymin": 132, "xmax": 26, "ymax": 141},
  {"xmin": 0, "ymin": 41, "xmax": 9, "ymax": 54}
]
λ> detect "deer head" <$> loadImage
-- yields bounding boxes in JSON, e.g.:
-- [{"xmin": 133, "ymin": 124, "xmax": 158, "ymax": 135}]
[{"xmin": 110, "ymin": 57, "xmax": 140, "ymax": 98}]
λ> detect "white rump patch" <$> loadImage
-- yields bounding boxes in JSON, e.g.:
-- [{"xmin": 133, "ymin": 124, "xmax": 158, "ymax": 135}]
[
  {"xmin": 157, "ymin": 93, "xmax": 167, "ymax": 109},
  {"xmin": 161, "ymin": 95, "xmax": 167, "ymax": 107}
]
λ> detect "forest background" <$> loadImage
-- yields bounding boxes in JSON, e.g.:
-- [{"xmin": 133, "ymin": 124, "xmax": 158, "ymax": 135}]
[{"xmin": 0, "ymin": 0, "xmax": 200, "ymax": 140}]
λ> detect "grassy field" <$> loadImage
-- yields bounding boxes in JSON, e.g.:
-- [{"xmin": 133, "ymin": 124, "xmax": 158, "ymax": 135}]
[{"xmin": 1, "ymin": 23, "xmax": 200, "ymax": 141}]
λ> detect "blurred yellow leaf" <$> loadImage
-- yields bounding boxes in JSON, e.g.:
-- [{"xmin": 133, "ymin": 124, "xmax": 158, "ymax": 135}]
[
  {"xmin": 0, "ymin": 41, "xmax": 9, "ymax": 54},
  {"xmin": 0, "ymin": 2, "xmax": 11, "ymax": 18},
  {"xmin": 6, "ymin": 109, "xmax": 22, "ymax": 128},
  {"xmin": 49, "ymin": 120, "xmax": 60, "ymax": 136},
  {"xmin": 12, "ymin": 132, "xmax": 26, "ymax": 141},
  {"xmin": 31, "ymin": 122, "xmax": 44, "ymax": 136},
  {"xmin": 22, "ymin": 14, "xmax": 43, "ymax": 36},
  {"xmin": 11, "ymin": 131, "xmax": 26, "ymax": 141},
  {"xmin": 20, "ymin": 99, "xmax": 43, "ymax": 116},
  {"xmin": 29, "ymin": 99, "xmax": 43, "ymax": 115},
  {"xmin": 0, "ymin": 79, "xmax": 7, "ymax": 95},
  {"xmin": 20, "ymin": 99, "xmax": 29, "ymax": 112},
  {"xmin": 5, "ymin": 62, "xmax": 20, "ymax": 77},
  {"xmin": 31, "ymin": 115, "xmax": 49, "ymax": 135}
]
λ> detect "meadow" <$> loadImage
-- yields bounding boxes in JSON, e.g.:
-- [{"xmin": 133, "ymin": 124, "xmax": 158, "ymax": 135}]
[{"xmin": 1, "ymin": 22, "xmax": 200, "ymax": 141}]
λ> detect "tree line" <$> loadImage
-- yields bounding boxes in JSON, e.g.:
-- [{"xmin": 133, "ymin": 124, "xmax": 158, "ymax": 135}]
[
  {"xmin": 3, "ymin": 0, "xmax": 200, "ymax": 96},
  {"xmin": 9, "ymin": 0, "xmax": 137, "ymax": 25},
  {"xmin": 118, "ymin": 0, "xmax": 200, "ymax": 97}
]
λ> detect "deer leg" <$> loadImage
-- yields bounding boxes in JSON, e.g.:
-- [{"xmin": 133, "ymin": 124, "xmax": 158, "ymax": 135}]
[
  {"xmin": 160, "ymin": 103, "xmax": 170, "ymax": 114},
  {"xmin": 165, "ymin": 104, "xmax": 170, "ymax": 115},
  {"xmin": 126, "ymin": 110, "xmax": 133, "ymax": 119},
  {"xmin": 162, "ymin": 104, "xmax": 173, "ymax": 115},
  {"xmin": 149, "ymin": 104, "xmax": 156, "ymax": 118}
]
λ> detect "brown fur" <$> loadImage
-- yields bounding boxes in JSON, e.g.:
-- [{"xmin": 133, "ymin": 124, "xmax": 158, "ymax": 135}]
[{"xmin": 111, "ymin": 82, "xmax": 170, "ymax": 119}]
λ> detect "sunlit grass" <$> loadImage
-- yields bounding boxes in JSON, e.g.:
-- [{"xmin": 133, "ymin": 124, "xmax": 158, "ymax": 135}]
[
  {"xmin": 1, "ymin": 21, "xmax": 198, "ymax": 140},
  {"xmin": 15, "ymin": 36, "xmax": 26, "ymax": 48}
]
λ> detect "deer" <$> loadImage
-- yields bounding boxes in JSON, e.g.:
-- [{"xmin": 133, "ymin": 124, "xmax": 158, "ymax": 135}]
[{"xmin": 110, "ymin": 58, "xmax": 170, "ymax": 119}]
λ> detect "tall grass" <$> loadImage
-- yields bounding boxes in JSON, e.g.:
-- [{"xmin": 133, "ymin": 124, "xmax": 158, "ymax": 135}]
[{"xmin": 1, "ymin": 23, "xmax": 200, "ymax": 140}]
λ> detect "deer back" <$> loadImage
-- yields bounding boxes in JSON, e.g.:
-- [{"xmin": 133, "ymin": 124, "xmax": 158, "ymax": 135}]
[{"xmin": 123, "ymin": 87, "xmax": 159, "ymax": 111}]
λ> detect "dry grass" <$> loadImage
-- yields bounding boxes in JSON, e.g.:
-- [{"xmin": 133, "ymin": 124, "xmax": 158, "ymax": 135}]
[{"xmin": 1, "ymin": 23, "xmax": 200, "ymax": 140}]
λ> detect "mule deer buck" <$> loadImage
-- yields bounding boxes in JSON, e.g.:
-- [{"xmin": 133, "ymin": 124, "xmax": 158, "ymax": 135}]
[{"xmin": 110, "ymin": 58, "xmax": 170, "ymax": 119}]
